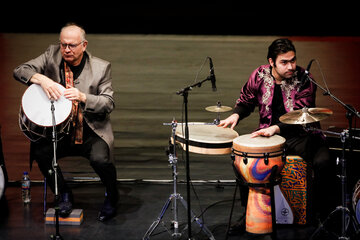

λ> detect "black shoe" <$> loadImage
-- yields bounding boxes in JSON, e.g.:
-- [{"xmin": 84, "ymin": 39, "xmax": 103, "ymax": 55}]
[
  {"xmin": 227, "ymin": 215, "xmax": 246, "ymax": 236},
  {"xmin": 97, "ymin": 197, "xmax": 116, "ymax": 222},
  {"xmin": 58, "ymin": 192, "xmax": 73, "ymax": 218}
]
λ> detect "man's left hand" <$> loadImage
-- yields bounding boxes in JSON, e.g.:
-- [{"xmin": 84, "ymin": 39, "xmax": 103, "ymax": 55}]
[
  {"xmin": 64, "ymin": 86, "xmax": 86, "ymax": 103},
  {"xmin": 251, "ymin": 125, "xmax": 280, "ymax": 138}
]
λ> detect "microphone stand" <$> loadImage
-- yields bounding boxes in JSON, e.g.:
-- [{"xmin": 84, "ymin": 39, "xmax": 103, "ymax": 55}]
[
  {"xmin": 49, "ymin": 99, "xmax": 63, "ymax": 240},
  {"xmin": 304, "ymin": 75, "xmax": 360, "ymax": 239},
  {"xmin": 176, "ymin": 75, "xmax": 213, "ymax": 240}
]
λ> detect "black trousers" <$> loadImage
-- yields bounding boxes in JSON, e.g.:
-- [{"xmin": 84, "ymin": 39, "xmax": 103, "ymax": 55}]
[
  {"xmin": 30, "ymin": 123, "xmax": 118, "ymax": 204},
  {"xmin": 235, "ymin": 133, "xmax": 338, "ymax": 220}
]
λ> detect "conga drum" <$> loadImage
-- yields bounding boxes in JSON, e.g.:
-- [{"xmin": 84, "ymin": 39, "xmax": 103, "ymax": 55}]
[{"xmin": 232, "ymin": 134, "xmax": 286, "ymax": 234}]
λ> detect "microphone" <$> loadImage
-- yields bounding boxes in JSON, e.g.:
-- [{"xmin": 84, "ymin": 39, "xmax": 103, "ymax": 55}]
[
  {"xmin": 300, "ymin": 59, "xmax": 315, "ymax": 85},
  {"xmin": 208, "ymin": 57, "xmax": 217, "ymax": 92}
]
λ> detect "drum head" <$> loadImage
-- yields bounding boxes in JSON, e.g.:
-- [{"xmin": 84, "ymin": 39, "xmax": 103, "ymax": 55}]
[
  {"xmin": 176, "ymin": 123, "xmax": 238, "ymax": 144},
  {"xmin": 233, "ymin": 134, "xmax": 285, "ymax": 148},
  {"xmin": 21, "ymin": 84, "xmax": 72, "ymax": 127},
  {"xmin": 175, "ymin": 123, "xmax": 239, "ymax": 155}
]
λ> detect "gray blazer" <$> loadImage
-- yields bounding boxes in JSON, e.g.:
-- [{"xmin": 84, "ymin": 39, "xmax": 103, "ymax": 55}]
[{"xmin": 13, "ymin": 44, "xmax": 115, "ymax": 161}]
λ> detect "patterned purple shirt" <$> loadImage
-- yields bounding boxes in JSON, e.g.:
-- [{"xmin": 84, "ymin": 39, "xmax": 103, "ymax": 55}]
[{"xmin": 233, "ymin": 64, "xmax": 316, "ymax": 130}]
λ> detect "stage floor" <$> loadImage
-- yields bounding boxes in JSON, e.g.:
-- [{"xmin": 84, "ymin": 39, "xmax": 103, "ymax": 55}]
[{"xmin": 0, "ymin": 182, "xmax": 348, "ymax": 240}]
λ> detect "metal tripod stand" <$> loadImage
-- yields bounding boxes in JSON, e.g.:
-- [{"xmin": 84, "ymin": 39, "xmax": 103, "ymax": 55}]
[
  {"xmin": 308, "ymin": 127, "xmax": 360, "ymax": 240},
  {"xmin": 300, "ymin": 66, "xmax": 360, "ymax": 239},
  {"xmin": 143, "ymin": 120, "xmax": 215, "ymax": 240}
]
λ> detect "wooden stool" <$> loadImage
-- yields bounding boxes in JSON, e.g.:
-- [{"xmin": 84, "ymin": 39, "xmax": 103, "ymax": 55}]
[{"xmin": 280, "ymin": 155, "xmax": 310, "ymax": 224}]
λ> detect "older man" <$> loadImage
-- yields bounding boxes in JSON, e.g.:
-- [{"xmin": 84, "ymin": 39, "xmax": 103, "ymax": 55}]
[{"xmin": 14, "ymin": 23, "xmax": 118, "ymax": 222}]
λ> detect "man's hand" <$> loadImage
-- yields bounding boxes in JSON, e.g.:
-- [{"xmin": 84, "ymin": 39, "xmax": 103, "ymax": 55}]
[
  {"xmin": 30, "ymin": 73, "xmax": 62, "ymax": 100},
  {"xmin": 217, "ymin": 113, "xmax": 239, "ymax": 129},
  {"xmin": 64, "ymin": 86, "xmax": 86, "ymax": 103},
  {"xmin": 251, "ymin": 125, "xmax": 280, "ymax": 138}
]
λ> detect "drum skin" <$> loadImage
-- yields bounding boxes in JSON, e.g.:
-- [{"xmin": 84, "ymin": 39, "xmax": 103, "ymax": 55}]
[
  {"xmin": 233, "ymin": 134, "xmax": 285, "ymax": 234},
  {"xmin": 175, "ymin": 123, "xmax": 238, "ymax": 155},
  {"xmin": 19, "ymin": 83, "xmax": 72, "ymax": 142}
]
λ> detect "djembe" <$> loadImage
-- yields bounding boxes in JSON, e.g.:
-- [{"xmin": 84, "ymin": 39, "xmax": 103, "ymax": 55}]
[{"xmin": 232, "ymin": 134, "xmax": 286, "ymax": 234}]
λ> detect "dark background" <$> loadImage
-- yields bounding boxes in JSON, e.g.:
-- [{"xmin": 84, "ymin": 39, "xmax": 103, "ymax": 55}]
[{"xmin": 2, "ymin": 3, "xmax": 359, "ymax": 36}]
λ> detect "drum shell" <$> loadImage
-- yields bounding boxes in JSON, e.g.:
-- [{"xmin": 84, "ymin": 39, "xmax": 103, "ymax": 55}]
[
  {"xmin": 232, "ymin": 134, "xmax": 286, "ymax": 234},
  {"xmin": 19, "ymin": 106, "xmax": 71, "ymax": 141}
]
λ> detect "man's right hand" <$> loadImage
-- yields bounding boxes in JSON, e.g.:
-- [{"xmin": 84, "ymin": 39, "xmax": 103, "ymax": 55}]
[
  {"xmin": 217, "ymin": 113, "xmax": 239, "ymax": 129},
  {"xmin": 30, "ymin": 73, "xmax": 62, "ymax": 100}
]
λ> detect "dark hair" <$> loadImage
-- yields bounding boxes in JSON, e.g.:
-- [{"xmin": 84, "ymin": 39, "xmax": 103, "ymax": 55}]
[{"xmin": 267, "ymin": 38, "xmax": 296, "ymax": 62}]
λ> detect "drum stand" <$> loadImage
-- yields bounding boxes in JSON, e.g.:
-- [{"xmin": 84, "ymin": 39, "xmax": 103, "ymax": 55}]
[
  {"xmin": 49, "ymin": 100, "xmax": 63, "ymax": 240},
  {"xmin": 303, "ymin": 73, "xmax": 360, "ymax": 239},
  {"xmin": 143, "ymin": 120, "xmax": 215, "ymax": 240},
  {"xmin": 307, "ymin": 126, "xmax": 360, "ymax": 240}
]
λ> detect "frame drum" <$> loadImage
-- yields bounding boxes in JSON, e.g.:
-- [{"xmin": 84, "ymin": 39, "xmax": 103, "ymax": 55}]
[
  {"xmin": 175, "ymin": 123, "xmax": 238, "ymax": 155},
  {"xmin": 19, "ymin": 83, "xmax": 72, "ymax": 142}
]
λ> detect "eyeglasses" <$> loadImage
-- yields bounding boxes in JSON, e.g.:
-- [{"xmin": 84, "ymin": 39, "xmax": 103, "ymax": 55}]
[{"xmin": 60, "ymin": 41, "xmax": 84, "ymax": 50}]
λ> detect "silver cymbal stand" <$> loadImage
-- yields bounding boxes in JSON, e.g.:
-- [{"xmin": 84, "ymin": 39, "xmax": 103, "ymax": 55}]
[
  {"xmin": 305, "ymin": 127, "xmax": 360, "ymax": 240},
  {"xmin": 143, "ymin": 119, "xmax": 215, "ymax": 240}
]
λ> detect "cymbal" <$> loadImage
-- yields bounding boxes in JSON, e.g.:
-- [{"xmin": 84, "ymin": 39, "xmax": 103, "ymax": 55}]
[
  {"xmin": 205, "ymin": 105, "xmax": 232, "ymax": 113},
  {"xmin": 279, "ymin": 107, "xmax": 333, "ymax": 124}
]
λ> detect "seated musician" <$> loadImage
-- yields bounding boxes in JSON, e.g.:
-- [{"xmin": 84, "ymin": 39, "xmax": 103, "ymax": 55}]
[
  {"xmin": 13, "ymin": 23, "xmax": 118, "ymax": 222},
  {"xmin": 218, "ymin": 38, "xmax": 337, "ymax": 235}
]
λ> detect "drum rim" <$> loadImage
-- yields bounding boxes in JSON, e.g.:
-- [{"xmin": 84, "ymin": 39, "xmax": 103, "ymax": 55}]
[
  {"xmin": 232, "ymin": 148, "xmax": 285, "ymax": 158},
  {"xmin": 233, "ymin": 134, "xmax": 286, "ymax": 148}
]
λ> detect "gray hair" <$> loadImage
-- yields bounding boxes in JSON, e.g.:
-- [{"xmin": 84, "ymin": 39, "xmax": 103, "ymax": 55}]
[{"xmin": 60, "ymin": 23, "xmax": 86, "ymax": 42}]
